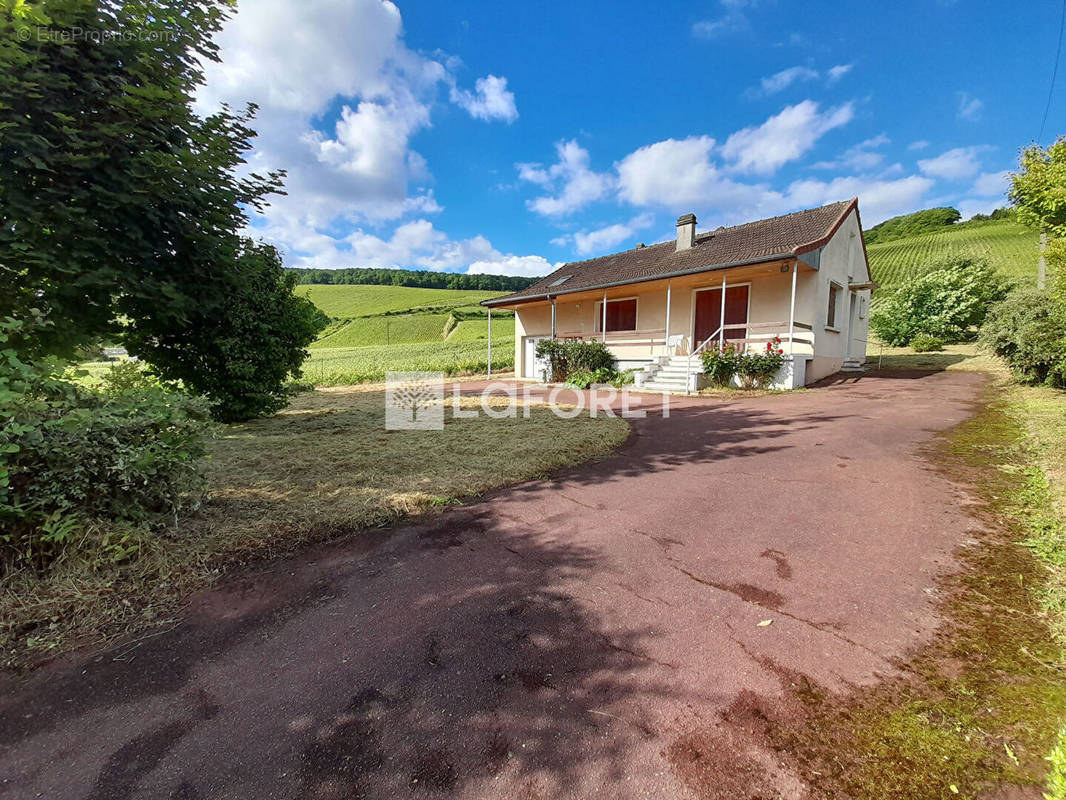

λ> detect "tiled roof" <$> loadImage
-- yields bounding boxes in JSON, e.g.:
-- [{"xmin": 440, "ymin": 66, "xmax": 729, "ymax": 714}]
[{"xmin": 484, "ymin": 199, "xmax": 859, "ymax": 306}]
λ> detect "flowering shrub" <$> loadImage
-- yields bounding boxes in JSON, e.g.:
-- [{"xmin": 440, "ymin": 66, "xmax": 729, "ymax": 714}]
[
  {"xmin": 736, "ymin": 337, "xmax": 786, "ymax": 388},
  {"xmin": 700, "ymin": 344, "xmax": 744, "ymax": 386},
  {"xmin": 701, "ymin": 338, "xmax": 786, "ymax": 389}
]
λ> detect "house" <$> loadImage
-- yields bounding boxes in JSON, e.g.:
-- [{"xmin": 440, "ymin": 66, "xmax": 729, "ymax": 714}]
[{"xmin": 481, "ymin": 198, "xmax": 876, "ymax": 391}]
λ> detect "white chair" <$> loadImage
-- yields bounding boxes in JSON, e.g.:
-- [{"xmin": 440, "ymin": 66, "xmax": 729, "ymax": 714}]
[{"xmin": 666, "ymin": 333, "xmax": 685, "ymax": 355}]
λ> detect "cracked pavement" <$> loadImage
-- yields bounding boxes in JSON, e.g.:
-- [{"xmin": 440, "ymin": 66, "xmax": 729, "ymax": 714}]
[{"xmin": 0, "ymin": 370, "xmax": 989, "ymax": 799}]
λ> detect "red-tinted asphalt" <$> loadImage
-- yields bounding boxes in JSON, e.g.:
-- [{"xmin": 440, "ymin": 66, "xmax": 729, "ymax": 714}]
[{"xmin": 0, "ymin": 370, "xmax": 989, "ymax": 800}]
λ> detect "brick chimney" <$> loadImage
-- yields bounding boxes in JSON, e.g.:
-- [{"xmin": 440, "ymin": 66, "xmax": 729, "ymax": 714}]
[{"xmin": 676, "ymin": 213, "xmax": 696, "ymax": 251}]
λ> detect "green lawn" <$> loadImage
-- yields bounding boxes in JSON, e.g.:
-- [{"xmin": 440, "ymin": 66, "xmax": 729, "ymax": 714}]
[
  {"xmin": 868, "ymin": 220, "xmax": 1040, "ymax": 291},
  {"xmin": 296, "ymin": 284, "xmax": 505, "ymax": 318}
]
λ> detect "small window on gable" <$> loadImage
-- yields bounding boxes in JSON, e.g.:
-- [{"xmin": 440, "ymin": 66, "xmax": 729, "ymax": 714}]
[
  {"xmin": 549, "ymin": 275, "xmax": 572, "ymax": 287},
  {"xmin": 596, "ymin": 298, "xmax": 637, "ymax": 332},
  {"xmin": 827, "ymin": 282, "xmax": 841, "ymax": 329}
]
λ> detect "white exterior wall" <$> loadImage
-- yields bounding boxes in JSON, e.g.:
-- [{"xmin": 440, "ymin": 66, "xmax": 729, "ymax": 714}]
[
  {"xmin": 509, "ymin": 207, "xmax": 872, "ymax": 384},
  {"xmin": 798, "ymin": 209, "xmax": 872, "ymax": 382}
]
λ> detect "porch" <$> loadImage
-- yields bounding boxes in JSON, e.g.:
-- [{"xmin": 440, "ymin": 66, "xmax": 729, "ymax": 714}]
[{"xmin": 501, "ymin": 257, "xmax": 819, "ymax": 386}]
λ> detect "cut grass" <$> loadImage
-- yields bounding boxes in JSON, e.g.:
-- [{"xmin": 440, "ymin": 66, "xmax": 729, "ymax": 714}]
[
  {"xmin": 297, "ymin": 284, "xmax": 505, "ymax": 318},
  {"xmin": 0, "ymin": 387, "xmax": 628, "ymax": 670}
]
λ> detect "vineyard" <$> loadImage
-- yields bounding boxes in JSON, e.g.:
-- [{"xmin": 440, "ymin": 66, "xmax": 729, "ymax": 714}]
[
  {"xmin": 297, "ymin": 283, "xmax": 515, "ymax": 384},
  {"xmin": 867, "ymin": 219, "xmax": 1040, "ymax": 290}
]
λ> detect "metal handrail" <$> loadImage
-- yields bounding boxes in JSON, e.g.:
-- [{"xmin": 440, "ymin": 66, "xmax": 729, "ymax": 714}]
[{"xmin": 685, "ymin": 325, "xmax": 725, "ymax": 393}]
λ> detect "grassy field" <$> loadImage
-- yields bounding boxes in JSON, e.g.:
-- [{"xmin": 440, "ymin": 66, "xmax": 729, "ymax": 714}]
[
  {"xmin": 295, "ymin": 283, "xmax": 517, "ymax": 384},
  {"xmin": 310, "ymin": 313, "xmax": 454, "ymax": 349},
  {"xmin": 867, "ymin": 219, "xmax": 1040, "ymax": 291},
  {"xmin": 296, "ymin": 284, "xmax": 505, "ymax": 318},
  {"xmin": 0, "ymin": 387, "xmax": 628, "ymax": 668},
  {"xmin": 304, "ymin": 338, "xmax": 515, "ymax": 385}
]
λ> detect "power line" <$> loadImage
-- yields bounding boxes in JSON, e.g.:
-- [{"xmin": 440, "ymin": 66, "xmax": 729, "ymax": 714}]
[{"xmin": 1039, "ymin": 0, "xmax": 1066, "ymax": 142}]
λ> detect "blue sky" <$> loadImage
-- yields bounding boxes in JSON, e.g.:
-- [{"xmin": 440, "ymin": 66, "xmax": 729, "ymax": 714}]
[{"xmin": 195, "ymin": 0, "xmax": 1064, "ymax": 275}]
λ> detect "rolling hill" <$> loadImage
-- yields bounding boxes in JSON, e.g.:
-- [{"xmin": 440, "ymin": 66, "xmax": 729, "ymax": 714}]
[
  {"xmin": 866, "ymin": 219, "xmax": 1040, "ymax": 291},
  {"xmin": 298, "ymin": 283, "xmax": 515, "ymax": 384}
]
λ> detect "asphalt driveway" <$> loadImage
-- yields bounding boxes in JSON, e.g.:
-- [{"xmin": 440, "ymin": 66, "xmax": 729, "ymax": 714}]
[{"xmin": 0, "ymin": 369, "xmax": 989, "ymax": 800}]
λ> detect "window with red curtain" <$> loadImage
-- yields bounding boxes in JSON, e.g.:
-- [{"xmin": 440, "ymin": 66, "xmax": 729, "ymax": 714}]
[{"xmin": 596, "ymin": 299, "xmax": 637, "ymax": 332}]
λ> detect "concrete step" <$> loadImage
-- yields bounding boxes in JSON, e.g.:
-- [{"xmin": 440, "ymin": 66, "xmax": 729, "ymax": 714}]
[{"xmin": 643, "ymin": 381, "xmax": 690, "ymax": 392}]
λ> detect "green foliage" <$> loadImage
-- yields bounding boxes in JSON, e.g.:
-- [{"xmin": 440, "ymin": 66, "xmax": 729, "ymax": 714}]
[
  {"xmin": 909, "ymin": 333, "xmax": 945, "ymax": 352},
  {"xmin": 870, "ymin": 255, "xmax": 1010, "ymax": 345},
  {"xmin": 978, "ymin": 289, "xmax": 1066, "ymax": 388},
  {"xmin": 534, "ymin": 339, "xmax": 615, "ymax": 382},
  {"xmin": 97, "ymin": 360, "xmax": 157, "ymax": 394},
  {"xmin": 700, "ymin": 340, "xmax": 786, "ymax": 389},
  {"xmin": 0, "ymin": 317, "xmax": 213, "ymax": 572},
  {"xmin": 288, "ymin": 267, "xmax": 540, "ymax": 292},
  {"xmin": 564, "ymin": 367, "xmax": 634, "ymax": 389},
  {"xmin": 125, "ymin": 243, "xmax": 326, "ymax": 422},
  {"xmin": 1009, "ymin": 137, "xmax": 1066, "ymax": 238},
  {"xmin": 867, "ymin": 220, "xmax": 1039, "ymax": 292},
  {"xmin": 701, "ymin": 345, "xmax": 744, "ymax": 387},
  {"xmin": 0, "ymin": 0, "xmax": 322, "ymax": 421},
  {"xmin": 736, "ymin": 339, "xmax": 787, "ymax": 389},
  {"xmin": 863, "ymin": 207, "xmax": 961, "ymax": 245}
]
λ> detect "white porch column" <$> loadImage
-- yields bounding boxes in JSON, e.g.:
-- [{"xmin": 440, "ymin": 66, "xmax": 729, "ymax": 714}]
[
  {"xmin": 601, "ymin": 290, "xmax": 607, "ymax": 343},
  {"xmin": 551, "ymin": 297, "xmax": 556, "ymax": 339},
  {"xmin": 718, "ymin": 274, "xmax": 727, "ymax": 350},
  {"xmin": 788, "ymin": 261, "xmax": 798, "ymax": 356},
  {"xmin": 664, "ymin": 281, "xmax": 672, "ymax": 354},
  {"xmin": 486, "ymin": 307, "xmax": 492, "ymax": 378}
]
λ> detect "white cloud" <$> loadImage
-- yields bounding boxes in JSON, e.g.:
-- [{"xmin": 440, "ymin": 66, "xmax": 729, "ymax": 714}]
[
  {"xmin": 692, "ymin": 0, "xmax": 755, "ymax": 38},
  {"xmin": 196, "ymin": 0, "xmax": 519, "ymax": 268},
  {"xmin": 567, "ymin": 214, "xmax": 655, "ymax": 256},
  {"xmin": 917, "ymin": 146, "xmax": 986, "ymax": 180},
  {"xmin": 826, "ymin": 64, "xmax": 853, "ymax": 83},
  {"xmin": 957, "ymin": 92, "xmax": 983, "ymax": 121},
  {"xmin": 518, "ymin": 140, "xmax": 614, "ymax": 216},
  {"xmin": 721, "ymin": 100, "xmax": 854, "ymax": 174},
  {"xmin": 759, "ymin": 66, "xmax": 819, "ymax": 94},
  {"xmin": 449, "ymin": 74, "xmax": 518, "ymax": 123},
  {"xmin": 971, "ymin": 170, "xmax": 1010, "ymax": 197},
  {"xmin": 813, "ymin": 134, "xmax": 890, "ymax": 171},
  {"xmin": 783, "ymin": 174, "xmax": 935, "ymax": 225},
  {"xmin": 908, "ymin": 140, "xmax": 931, "ymax": 151}
]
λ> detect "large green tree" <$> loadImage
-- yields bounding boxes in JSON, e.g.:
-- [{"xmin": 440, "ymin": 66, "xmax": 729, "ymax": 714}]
[
  {"xmin": 1010, "ymin": 137, "xmax": 1066, "ymax": 302},
  {"xmin": 0, "ymin": 0, "xmax": 324, "ymax": 419}
]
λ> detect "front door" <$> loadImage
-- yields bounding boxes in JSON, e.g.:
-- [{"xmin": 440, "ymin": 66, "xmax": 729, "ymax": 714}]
[
  {"xmin": 524, "ymin": 337, "xmax": 548, "ymax": 379},
  {"xmin": 693, "ymin": 285, "xmax": 749, "ymax": 348}
]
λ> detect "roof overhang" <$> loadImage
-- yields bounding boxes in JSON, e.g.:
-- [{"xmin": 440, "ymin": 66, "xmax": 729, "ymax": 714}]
[{"xmin": 481, "ymin": 252, "xmax": 795, "ymax": 308}]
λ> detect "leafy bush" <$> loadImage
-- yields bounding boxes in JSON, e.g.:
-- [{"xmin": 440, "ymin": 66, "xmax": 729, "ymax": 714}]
[
  {"xmin": 97, "ymin": 360, "xmax": 158, "ymax": 394},
  {"xmin": 701, "ymin": 345, "xmax": 744, "ymax": 387},
  {"xmin": 737, "ymin": 339, "xmax": 787, "ymax": 389},
  {"xmin": 978, "ymin": 289, "xmax": 1066, "ymax": 388},
  {"xmin": 564, "ymin": 367, "xmax": 634, "ymax": 389},
  {"xmin": 535, "ymin": 339, "xmax": 616, "ymax": 382},
  {"xmin": 0, "ymin": 318, "xmax": 213, "ymax": 572},
  {"xmin": 700, "ymin": 339, "xmax": 787, "ymax": 389},
  {"xmin": 870, "ymin": 254, "xmax": 1010, "ymax": 345},
  {"xmin": 909, "ymin": 333, "xmax": 944, "ymax": 352}
]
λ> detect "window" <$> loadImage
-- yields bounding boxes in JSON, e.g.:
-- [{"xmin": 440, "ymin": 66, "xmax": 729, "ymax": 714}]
[
  {"xmin": 549, "ymin": 275, "xmax": 572, "ymax": 287},
  {"xmin": 596, "ymin": 298, "xmax": 637, "ymax": 332},
  {"xmin": 827, "ymin": 282, "xmax": 841, "ymax": 329}
]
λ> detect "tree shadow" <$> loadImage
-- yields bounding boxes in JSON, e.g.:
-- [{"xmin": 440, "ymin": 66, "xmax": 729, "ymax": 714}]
[{"xmin": 0, "ymin": 510, "xmax": 685, "ymax": 799}]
